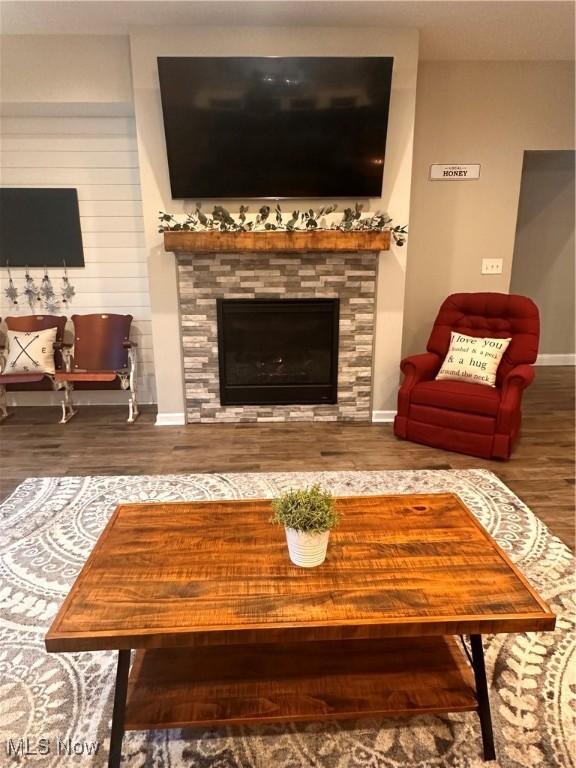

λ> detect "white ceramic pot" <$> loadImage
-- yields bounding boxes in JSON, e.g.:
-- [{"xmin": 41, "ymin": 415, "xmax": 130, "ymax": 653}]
[{"xmin": 285, "ymin": 527, "xmax": 330, "ymax": 568}]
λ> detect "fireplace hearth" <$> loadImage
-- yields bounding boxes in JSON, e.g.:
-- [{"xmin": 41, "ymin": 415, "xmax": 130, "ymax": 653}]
[{"xmin": 217, "ymin": 298, "xmax": 339, "ymax": 406}]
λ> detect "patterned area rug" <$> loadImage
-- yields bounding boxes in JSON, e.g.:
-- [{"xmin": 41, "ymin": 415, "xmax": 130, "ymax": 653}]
[{"xmin": 0, "ymin": 469, "xmax": 573, "ymax": 768}]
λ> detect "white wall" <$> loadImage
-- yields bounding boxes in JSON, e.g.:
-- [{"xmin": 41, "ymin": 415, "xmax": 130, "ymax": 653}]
[
  {"xmin": 129, "ymin": 26, "xmax": 419, "ymax": 422},
  {"xmin": 0, "ymin": 37, "xmax": 156, "ymax": 404},
  {"xmin": 4, "ymin": 36, "xmax": 572, "ymax": 415},
  {"xmin": 402, "ymin": 61, "xmax": 575, "ymax": 357},
  {"xmin": 0, "ymin": 35, "xmax": 132, "ymax": 115}
]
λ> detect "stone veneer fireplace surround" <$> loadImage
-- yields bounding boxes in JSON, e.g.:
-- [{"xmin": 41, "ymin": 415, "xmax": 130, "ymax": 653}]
[{"xmin": 176, "ymin": 250, "xmax": 378, "ymax": 423}]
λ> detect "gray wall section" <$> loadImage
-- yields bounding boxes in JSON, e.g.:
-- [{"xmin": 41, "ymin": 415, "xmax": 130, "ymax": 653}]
[{"xmin": 510, "ymin": 150, "xmax": 575, "ymax": 355}]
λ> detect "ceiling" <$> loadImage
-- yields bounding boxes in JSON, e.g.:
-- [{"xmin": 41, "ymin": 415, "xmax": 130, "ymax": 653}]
[{"xmin": 0, "ymin": 1, "xmax": 574, "ymax": 61}]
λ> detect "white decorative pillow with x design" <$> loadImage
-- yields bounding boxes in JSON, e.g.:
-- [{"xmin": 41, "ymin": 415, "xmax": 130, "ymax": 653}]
[{"xmin": 3, "ymin": 327, "xmax": 58, "ymax": 375}]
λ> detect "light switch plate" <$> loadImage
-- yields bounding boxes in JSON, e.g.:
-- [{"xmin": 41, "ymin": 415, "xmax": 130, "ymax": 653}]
[{"xmin": 482, "ymin": 258, "xmax": 503, "ymax": 275}]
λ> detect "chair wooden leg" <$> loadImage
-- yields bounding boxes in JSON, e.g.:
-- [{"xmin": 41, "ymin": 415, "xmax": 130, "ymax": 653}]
[{"xmin": 59, "ymin": 382, "xmax": 77, "ymax": 424}]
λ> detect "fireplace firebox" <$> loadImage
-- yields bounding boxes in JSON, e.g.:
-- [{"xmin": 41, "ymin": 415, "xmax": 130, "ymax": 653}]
[{"xmin": 217, "ymin": 298, "xmax": 339, "ymax": 406}]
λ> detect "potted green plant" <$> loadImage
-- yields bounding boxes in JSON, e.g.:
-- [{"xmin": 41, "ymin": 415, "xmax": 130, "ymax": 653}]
[{"xmin": 270, "ymin": 484, "xmax": 339, "ymax": 567}]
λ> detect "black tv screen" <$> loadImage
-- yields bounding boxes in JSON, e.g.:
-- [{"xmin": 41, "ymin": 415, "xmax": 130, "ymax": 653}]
[
  {"xmin": 157, "ymin": 56, "xmax": 393, "ymax": 199},
  {"xmin": 0, "ymin": 188, "xmax": 84, "ymax": 267}
]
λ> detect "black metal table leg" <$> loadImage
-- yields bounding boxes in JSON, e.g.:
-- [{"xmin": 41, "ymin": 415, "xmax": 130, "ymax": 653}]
[
  {"xmin": 470, "ymin": 635, "xmax": 496, "ymax": 761},
  {"xmin": 108, "ymin": 649, "xmax": 131, "ymax": 768}
]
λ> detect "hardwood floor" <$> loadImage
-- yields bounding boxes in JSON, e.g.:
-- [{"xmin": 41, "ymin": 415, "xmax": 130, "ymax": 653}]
[{"xmin": 1, "ymin": 366, "xmax": 573, "ymax": 549}]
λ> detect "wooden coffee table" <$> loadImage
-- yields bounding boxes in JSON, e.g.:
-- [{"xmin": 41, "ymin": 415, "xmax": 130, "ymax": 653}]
[{"xmin": 45, "ymin": 494, "xmax": 555, "ymax": 766}]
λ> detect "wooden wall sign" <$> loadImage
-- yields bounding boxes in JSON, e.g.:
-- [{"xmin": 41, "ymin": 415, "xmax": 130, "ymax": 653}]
[{"xmin": 430, "ymin": 164, "xmax": 481, "ymax": 181}]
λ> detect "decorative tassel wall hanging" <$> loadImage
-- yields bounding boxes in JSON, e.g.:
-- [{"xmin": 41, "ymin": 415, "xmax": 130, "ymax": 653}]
[
  {"xmin": 23, "ymin": 268, "xmax": 41, "ymax": 310},
  {"xmin": 3, "ymin": 264, "xmax": 19, "ymax": 305},
  {"xmin": 40, "ymin": 267, "xmax": 59, "ymax": 313},
  {"xmin": 61, "ymin": 261, "xmax": 76, "ymax": 306},
  {"xmin": 1, "ymin": 265, "xmax": 76, "ymax": 313}
]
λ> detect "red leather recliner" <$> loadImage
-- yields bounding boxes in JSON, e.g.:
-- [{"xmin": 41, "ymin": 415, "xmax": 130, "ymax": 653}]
[{"xmin": 394, "ymin": 293, "xmax": 539, "ymax": 459}]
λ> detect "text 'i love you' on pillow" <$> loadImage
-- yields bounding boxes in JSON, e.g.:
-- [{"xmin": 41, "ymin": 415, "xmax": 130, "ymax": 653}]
[{"xmin": 436, "ymin": 331, "xmax": 511, "ymax": 387}]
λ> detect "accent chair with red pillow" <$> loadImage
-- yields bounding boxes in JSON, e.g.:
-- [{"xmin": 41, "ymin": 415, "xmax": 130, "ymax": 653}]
[{"xmin": 394, "ymin": 292, "xmax": 540, "ymax": 459}]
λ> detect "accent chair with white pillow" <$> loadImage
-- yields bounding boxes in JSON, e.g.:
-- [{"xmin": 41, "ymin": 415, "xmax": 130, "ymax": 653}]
[
  {"xmin": 394, "ymin": 293, "xmax": 540, "ymax": 459},
  {"xmin": 0, "ymin": 314, "xmax": 67, "ymax": 422}
]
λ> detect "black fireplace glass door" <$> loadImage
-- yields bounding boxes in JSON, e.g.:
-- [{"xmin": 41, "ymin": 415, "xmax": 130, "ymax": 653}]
[{"xmin": 217, "ymin": 298, "xmax": 339, "ymax": 406}]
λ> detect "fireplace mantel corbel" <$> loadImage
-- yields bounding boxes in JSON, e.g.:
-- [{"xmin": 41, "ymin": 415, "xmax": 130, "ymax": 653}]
[{"xmin": 163, "ymin": 229, "xmax": 390, "ymax": 254}]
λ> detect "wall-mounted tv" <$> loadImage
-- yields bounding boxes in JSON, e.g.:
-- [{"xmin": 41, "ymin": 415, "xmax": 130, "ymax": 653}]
[
  {"xmin": 0, "ymin": 188, "xmax": 84, "ymax": 267},
  {"xmin": 157, "ymin": 56, "xmax": 394, "ymax": 199}
]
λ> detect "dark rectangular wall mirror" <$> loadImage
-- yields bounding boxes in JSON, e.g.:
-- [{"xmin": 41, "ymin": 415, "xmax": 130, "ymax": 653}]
[{"xmin": 0, "ymin": 188, "xmax": 85, "ymax": 267}]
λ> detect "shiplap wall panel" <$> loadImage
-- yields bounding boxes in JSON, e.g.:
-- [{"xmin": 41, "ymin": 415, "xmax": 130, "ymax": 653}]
[
  {"xmin": 84, "ymin": 247, "xmax": 147, "ymax": 262},
  {"xmin": 1, "ymin": 117, "xmax": 136, "ymax": 134},
  {"xmin": 79, "ymin": 200, "xmax": 143, "ymax": 217},
  {"xmin": 2, "ymin": 136, "xmax": 138, "ymax": 152},
  {"xmin": 1, "ymin": 151, "xmax": 140, "ymax": 168},
  {"xmin": 80, "ymin": 217, "xmax": 144, "ymax": 233},
  {"xmin": 81, "ymin": 232, "xmax": 146, "ymax": 248},
  {"xmin": 4, "ymin": 291, "xmax": 152, "ymax": 310},
  {"xmin": 45, "ymin": 277, "xmax": 151, "ymax": 292},
  {"xmin": 0, "ymin": 115, "xmax": 156, "ymax": 406},
  {"xmin": 77, "ymin": 262, "xmax": 149, "ymax": 278},
  {"xmin": 1, "ymin": 167, "xmax": 141, "ymax": 185},
  {"xmin": 6, "ymin": 184, "xmax": 143, "ymax": 200}
]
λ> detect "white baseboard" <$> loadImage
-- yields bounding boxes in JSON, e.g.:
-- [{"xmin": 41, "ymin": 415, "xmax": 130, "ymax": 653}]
[
  {"xmin": 535, "ymin": 353, "xmax": 576, "ymax": 366},
  {"xmin": 371, "ymin": 410, "xmax": 397, "ymax": 423},
  {"xmin": 155, "ymin": 412, "xmax": 186, "ymax": 426}
]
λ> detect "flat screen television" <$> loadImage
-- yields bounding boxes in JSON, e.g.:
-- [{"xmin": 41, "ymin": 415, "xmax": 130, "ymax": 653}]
[
  {"xmin": 0, "ymin": 188, "xmax": 84, "ymax": 267},
  {"xmin": 157, "ymin": 56, "xmax": 394, "ymax": 199}
]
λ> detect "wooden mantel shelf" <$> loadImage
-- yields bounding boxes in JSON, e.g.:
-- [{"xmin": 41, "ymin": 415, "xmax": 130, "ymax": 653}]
[{"xmin": 163, "ymin": 229, "xmax": 390, "ymax": 254}]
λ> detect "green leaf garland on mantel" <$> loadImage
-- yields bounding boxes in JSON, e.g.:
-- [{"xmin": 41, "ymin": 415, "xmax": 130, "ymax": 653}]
[{"xmin": 159, "ymin": 202, "xmax": 407, "ymax": 246}]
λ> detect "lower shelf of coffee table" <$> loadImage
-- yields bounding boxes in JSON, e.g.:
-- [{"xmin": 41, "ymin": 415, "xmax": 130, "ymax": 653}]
[{"xmin": 124, "ymin": 636, "xmax": 477, "ymax": 730}]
